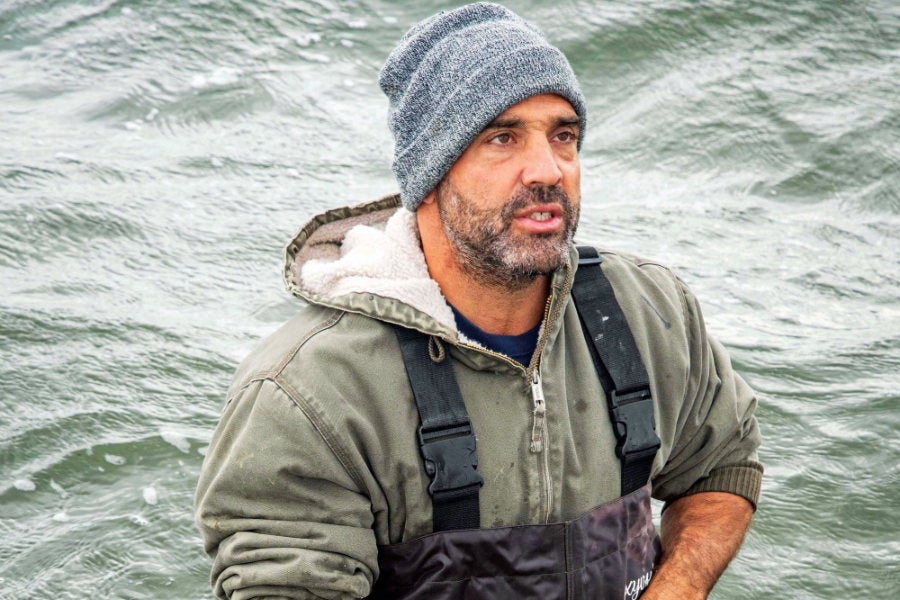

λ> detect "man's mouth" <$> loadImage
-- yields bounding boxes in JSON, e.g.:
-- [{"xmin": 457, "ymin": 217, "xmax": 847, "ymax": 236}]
[
  {"xmin": 513, "ymin": 204, "xmax": 565, "ymax": 233},
  {"xmin": 528, "ymin": 211, "xmax": 554, "ymax": 221}
]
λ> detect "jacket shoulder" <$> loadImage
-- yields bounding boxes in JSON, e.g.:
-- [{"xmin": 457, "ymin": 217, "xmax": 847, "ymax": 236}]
[
  {"xmin": 595, "ymin": 247, "xmax": 677, "ymax": 277},
  {"xmin": 573, "ymin": 245, "xmax": 694, "ymax": 358},
  {"xmin": 588, "ymin": 247, "xmax": 687, "ymax": 307},
  {"xmin": 228, "ymin": 304, "xmax": 345, "ymax": 398}
]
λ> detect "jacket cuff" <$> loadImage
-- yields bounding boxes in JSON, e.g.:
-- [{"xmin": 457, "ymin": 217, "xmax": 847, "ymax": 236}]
[{"xmin": 669, "ymin": 461, "xmax": 764, "ymax": 511}]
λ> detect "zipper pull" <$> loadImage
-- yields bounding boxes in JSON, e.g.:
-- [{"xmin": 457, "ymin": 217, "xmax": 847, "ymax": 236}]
[{"xmin": 530, "ymin": 369, "xmax": 546, "ymax": 453}]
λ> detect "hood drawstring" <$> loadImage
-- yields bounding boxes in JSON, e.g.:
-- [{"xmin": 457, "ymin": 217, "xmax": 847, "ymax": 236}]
[{"xmin": 428, "ymin": 336, "xmax": 446, "ymax": 363}]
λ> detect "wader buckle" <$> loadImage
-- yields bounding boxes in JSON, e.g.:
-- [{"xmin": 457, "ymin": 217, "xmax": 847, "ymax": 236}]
[
  {"xmin": 610, "ymin": 387, "xmax": 661, "ymax": 464},
  {"xmin": 418, "ymin": 422, "xmax": 484, "ymax": 498}
]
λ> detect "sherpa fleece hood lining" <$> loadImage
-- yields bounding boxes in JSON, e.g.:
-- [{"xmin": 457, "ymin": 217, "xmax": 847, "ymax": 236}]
[{"xmin": 284, "ymin": 194, "xmax": 461, "ymax": 337}]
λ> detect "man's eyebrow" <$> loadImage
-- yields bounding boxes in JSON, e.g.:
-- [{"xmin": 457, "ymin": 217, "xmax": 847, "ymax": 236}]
[
  {"xmin": 555, "ymin": 116, "xmax": 581, "ymax": 128},
  {"xmin": 484, "ymin": 117, "xmax": 524, "ymax": 130}
]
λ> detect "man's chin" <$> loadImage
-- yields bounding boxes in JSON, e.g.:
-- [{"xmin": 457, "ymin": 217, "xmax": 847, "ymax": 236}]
[
  {"xmin": 515, "ymin": 235, "xmax": 571, "ymax": 265},
  {"xmin": 499, "ymin": 245, "xmax": 570, "ymax": 279}
]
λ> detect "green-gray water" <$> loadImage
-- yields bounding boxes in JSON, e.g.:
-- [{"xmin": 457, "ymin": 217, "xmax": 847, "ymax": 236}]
[{"xmin": 1, "ymin": 1, "xmax": 897, "ymax": 598}]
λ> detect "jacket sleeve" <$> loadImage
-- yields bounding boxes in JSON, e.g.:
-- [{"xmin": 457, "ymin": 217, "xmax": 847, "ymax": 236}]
[
  {"xmin": 650, "ymin": 275, "xmax": 764, "ymax": 510},
  {"xmin": 195, "ymin": 378, "xmax": 378, "ymax": 600}
]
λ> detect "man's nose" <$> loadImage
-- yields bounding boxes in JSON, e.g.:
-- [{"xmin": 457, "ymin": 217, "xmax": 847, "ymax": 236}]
[{"xmin": 521, "ymin": 138, "xmax": 564, "ymax": 187}]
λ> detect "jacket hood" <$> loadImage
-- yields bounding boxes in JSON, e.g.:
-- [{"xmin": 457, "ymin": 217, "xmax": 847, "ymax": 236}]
[
  {"xmin": 283, "ymin": 194, "xmax": 459, "ymax": 338},
  {"xmin": 284, "ymin": 193, "xmax": 576, "ymax": 347}
]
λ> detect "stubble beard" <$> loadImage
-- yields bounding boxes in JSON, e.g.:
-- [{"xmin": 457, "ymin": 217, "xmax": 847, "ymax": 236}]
[{"xmin": 436, "ymin": 179, "xmax": 580, "ymax": 291}]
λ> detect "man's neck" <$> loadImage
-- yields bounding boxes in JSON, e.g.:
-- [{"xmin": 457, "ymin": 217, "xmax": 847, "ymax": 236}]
[
  {"xmin": 445, "ymin": 268, "xmax": 551, "ymax": 336},
  {"xmin": 417, "ymin": 207, "xmax": 552, "ymax": 336}
]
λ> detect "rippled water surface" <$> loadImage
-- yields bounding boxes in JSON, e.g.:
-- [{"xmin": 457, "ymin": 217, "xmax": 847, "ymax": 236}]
[{"xmin": 1, "ymin": 1, "xmax": 898, "ymax": 598}]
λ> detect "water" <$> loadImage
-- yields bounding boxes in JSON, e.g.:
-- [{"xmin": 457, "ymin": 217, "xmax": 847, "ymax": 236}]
[{"xmin": 1, "ymin": 1, "xmax": 897, "ymax": 598}]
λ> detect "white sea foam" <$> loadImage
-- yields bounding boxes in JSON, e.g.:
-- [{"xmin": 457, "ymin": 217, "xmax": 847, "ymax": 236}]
[
  {"xmin": 105, "ymin": 454, "xmax": 126, "ymax": 465},
  {"xmin": 14, "ymin": 478, "xmax": 36, "ymax": 492},
  {"xmin": 50, "ymin": 480, "xmax": 67, "ymax": 497},
  {"xmin": 160, "ymin": 428, "xmax": 191, "ymax": 453},
  {"xmin": 190, "ymin": 67, "xmax": 242, "ymax": 90},
  {"xmin": 52, "ymin": 512, "xmax": 69, "ymax": 522},
  {"xmin": 295, "ymin": 32, "xmax": 322, "ymax": 47},
  {"xmin": 297, "ymin": 50, "xmax": 330, "ymax": 63},
  {"xmin": 248, "ymin": 45, "xmax": 278, "ymax": 58},
  {"xmin": 142, "ymin": 486, "xmax": 158, "ymax": 505}
]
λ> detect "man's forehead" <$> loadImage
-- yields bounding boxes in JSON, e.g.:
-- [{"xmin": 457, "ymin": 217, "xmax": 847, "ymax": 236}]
[{"xmin": 490, "ymin": 94, "xmax": 580, "ymax": 125}]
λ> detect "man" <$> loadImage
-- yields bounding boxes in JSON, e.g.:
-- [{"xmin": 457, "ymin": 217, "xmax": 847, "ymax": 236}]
[{"xmin": 195, "ymin": 4, "xmax": 762, "ymax": 599}]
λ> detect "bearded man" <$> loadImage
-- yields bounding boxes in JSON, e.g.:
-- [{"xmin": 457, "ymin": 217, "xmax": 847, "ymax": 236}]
[{"xmin": 195, "ymin": 4, "xmax": 763, "ymax": 599}]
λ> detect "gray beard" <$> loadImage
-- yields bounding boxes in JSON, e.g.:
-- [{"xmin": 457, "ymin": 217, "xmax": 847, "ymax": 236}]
[{"xmin": 436, "ymin": 181, "xmax": 579, "ymax": 291}]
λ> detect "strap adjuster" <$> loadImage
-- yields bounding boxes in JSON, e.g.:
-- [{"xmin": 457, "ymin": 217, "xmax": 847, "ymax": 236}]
[
  {"xmin": 609, "ymin": 388, "xmax": 661, "ymax": 463},
  {"xmin": 576, "ymin": 246, "xmax": 604, "ymax": 266},
  {"xmin": 418, "ymin": 422, "xmax": 484, "ymax": 498}
]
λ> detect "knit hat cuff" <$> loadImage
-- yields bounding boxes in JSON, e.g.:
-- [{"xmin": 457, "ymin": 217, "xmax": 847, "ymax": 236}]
[{"xmin": 393, "ymin": 44, "xmax": 586, "ymax": 211}]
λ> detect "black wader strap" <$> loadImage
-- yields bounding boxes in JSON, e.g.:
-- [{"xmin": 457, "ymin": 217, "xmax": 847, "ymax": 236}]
[
  {"xmin": 393, "ymin": 325, "xmax": 484, "ymax": 532},
  {"xmin": 572, "ymin": 246, "xmax": 661, "ymax": 495}
]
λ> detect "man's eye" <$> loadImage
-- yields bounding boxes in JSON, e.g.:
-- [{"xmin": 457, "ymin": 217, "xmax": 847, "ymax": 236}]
[
  {"xmin": 490, "ymin": 133, "xmax": 512, "ymax": 144},
  {"xmin": 556, "ymin": 131, "xmax": 578, "ymax": 143}
]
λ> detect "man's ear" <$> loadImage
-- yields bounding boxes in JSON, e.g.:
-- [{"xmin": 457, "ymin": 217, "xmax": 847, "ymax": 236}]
[{"xmin": 421, "ymin": 190, "xmax": 437, "ymax": 205}]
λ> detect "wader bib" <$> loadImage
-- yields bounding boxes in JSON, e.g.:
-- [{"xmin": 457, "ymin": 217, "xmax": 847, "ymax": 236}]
[{"xmin": 369, "ymin": 247, "xmax": 662, "ymax": 599}]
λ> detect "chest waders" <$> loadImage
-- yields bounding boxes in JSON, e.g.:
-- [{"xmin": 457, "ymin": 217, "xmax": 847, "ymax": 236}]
[{"xmin": 369, "ymin": 247, "xmax": 662, "ymax": 599}]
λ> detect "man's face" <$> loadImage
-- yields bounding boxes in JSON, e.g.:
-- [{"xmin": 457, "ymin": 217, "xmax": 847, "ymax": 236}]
[{"xmin": 434, "ymin": 94, "xmax": 581, "ymax": 290}]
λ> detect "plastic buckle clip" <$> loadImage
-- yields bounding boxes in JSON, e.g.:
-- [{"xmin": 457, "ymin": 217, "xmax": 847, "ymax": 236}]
[
  {"xmin": 417, "ymin": 422, "xmax": 484, "ymax": 498},
  {"xmin": 578, "ymin": 255, "xmax": 604, "ymax": 267},
  {"xmin": 609, "ymin": 388, "xmax": 661, "ymax": 463}
]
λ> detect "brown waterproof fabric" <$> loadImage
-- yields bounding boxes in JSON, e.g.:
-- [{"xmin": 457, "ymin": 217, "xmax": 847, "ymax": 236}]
[{"xmin": 369, "ymin": 484, "xmax": 659, "ymax": 600}]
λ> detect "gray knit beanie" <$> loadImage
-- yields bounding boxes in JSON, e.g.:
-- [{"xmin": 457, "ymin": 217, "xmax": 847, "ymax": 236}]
[{"xmin": 379, "ymin": 2, "xmax": 587, "ymax": 211}]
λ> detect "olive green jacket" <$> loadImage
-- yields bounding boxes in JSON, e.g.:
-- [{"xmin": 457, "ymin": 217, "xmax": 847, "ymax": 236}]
[{"xmin": 195, "ymin": 194, "xmax": 763, "ymax": 600}]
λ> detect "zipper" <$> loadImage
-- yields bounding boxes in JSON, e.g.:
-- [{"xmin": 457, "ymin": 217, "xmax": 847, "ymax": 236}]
[
  {"xmin": 525, "ymin": 266, "xmax": 574, "ymax": 379},
  {"xmin": 530, "ymin": 368, "xmax": 546, "ymax": 453},
  {"xmin": 530, "ymin": 366, "xmax": 553, "ymax": 521},
  {"xmin": 525, "ymin": 275, "xmax": 573, "ymax": 523},
  {"xmin": 457, "ymin": 343, "xmax": 523, "ymax": 369},
  {"xmin": 527, "ymin": 289, "xmax": 555, "ymax": 454}
]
